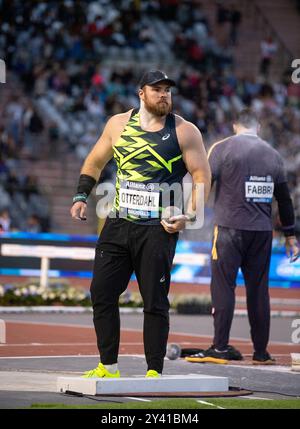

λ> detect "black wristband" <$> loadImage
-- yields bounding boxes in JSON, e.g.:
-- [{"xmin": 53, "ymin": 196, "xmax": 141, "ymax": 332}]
[
  {"xmin": 76, "ymin": 174, "xmax": 96, "ymax": 196},
  {"xmin": 72, "ymin": 174, "xmax": 96, "ymax": 205}
]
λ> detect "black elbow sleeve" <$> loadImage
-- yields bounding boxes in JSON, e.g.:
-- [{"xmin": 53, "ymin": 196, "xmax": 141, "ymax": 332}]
[{"xmin": 273, "ymin": 182, "xmax": 295, "ymax": 236}]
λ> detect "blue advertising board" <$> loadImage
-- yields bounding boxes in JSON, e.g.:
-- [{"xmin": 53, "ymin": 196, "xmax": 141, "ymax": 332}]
[{"xmin": 0, "ymin": 232, "xmax": 299, "ymax": 288}]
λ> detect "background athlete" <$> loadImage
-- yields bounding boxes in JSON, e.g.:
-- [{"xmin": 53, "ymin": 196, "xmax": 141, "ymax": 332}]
[
  {"xmin": 203, "ymin": 108, "xmax": 299, "ymax": 364},
  {"xmin": 70, "ymin": 70, "xmax": 211, "ymax": 378}
]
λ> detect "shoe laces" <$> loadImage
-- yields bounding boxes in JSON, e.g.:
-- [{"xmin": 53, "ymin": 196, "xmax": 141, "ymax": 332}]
[{"xmin": 83, "ymin": 363, "xmax": 106, "ymax": 378}]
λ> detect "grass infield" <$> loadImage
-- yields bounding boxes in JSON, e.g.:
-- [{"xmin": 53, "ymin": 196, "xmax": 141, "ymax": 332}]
[{"xmin": 29, "ymin": 398, "xmax": 300, "ymax": 409}]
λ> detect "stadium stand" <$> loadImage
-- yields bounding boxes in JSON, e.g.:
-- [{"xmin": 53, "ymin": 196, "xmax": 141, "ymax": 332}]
[{"xmin": 0, "ymin": 0, "xmax": 299, "ymax": 236}]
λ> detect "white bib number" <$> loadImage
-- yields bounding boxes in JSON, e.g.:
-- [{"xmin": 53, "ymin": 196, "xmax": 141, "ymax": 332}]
[
  {"xmin": 245, "ymin": 176, "xmax": 274, "ymax": 203},
  {"xmin": 119, "ymin": 181, "xmax": 160, "ymax": 219}
]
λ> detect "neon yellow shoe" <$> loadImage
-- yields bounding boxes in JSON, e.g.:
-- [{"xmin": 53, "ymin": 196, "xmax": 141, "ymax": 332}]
[
  {"xmin": 82, "ymin": 363, "xmax": 120, "ymax": 378},
  {"xmin": 145, "ymin": 370, "xmax": 161, "ymax": 378}
]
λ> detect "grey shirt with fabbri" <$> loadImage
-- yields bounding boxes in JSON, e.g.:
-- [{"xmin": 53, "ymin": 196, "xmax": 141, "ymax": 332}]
[{"xmin": 208, "ymin": 133, "xmax": 287, "ymax": 231}]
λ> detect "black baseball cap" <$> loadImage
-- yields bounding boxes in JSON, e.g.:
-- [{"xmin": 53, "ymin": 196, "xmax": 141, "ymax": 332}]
[{"xmin": 139, "ymin": 70, "xmax": 176, "ymax": 89}]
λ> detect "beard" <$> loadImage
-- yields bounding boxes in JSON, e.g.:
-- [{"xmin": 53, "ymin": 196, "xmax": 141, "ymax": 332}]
[{"xmin": 144, "ymin": 95, "xmax": 172, "ymax": 117}]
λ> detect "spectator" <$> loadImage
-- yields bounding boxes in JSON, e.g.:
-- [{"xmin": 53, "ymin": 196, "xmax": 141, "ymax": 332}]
[
  {"xmin": 28, "ymin": 108, "xmax": 44, "ymax": 134},
  {"xmin": 22, "ymin": 174, "xmax": 40, "ymax": 201},
  {"xmin": 26, "ymin": 214, "xmax": 42, "ymax": 233},
  {"xmin": 229, "ymin": 4, "xmax": 242, "ymax": 46},
  {"xmin": 0, "ymin": 154, "xmax": 10, "ymax": 180},
  {"xmin": 260, "ymin": 36, "xmax": 277, "ymax": 78},
  {"xmin": 5, "ymin": 170, "xmax": 22, "ymax": 197},
  {"xmin": 0, "ymin": 209, "xmax": 11, "ymax": 232},
  {"xmin": 216, "ymin": 1, "xmax": 231, "ymax": 26}
]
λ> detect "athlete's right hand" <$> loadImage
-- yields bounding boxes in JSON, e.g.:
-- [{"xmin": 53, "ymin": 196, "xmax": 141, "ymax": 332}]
[{"xmin": 70, "ymin": 201, "xmax": 87, "ymax": 221}]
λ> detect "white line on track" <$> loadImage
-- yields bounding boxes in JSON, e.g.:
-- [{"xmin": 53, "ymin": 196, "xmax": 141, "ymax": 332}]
[
  {"xmin": 232, "ymin": 364, "xmax": 295, "ymax": 373},
  {"xmin": 2, "ymin": 319, "xmax": 94, "ymax": 329},
  {"xmin": 197, "ymin": 400, "xmax": 225, "ymax": 409},
  {"xmin": 237, "ymin": 396, "xmax": 273, "ymax": 400},
  {"xmin": 125, "ymin": 397, "xmax": 151, "ymax": 402},
  {"xmin": 0, "ymin": 354, "xmax": 145, "ymax": 359}
]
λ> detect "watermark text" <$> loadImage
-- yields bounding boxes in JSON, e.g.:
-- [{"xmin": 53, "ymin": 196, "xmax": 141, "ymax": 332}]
[
  {"xmin": 291, "ymin": 59, "xmax": 300, "ymax": 84},
  {"xmin": 0, "ymin": 59, "xmax": 6, "ymax": 83},
  {"xmin": 291, "ymin": 319, "xmax": 300, "ymax": 344}
]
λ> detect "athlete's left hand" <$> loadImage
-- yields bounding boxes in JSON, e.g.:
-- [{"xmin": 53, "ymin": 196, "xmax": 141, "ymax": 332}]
[
  {"xmin": 160, "ymin": 215, "xmax": 189, "ymax": 234},
  {"xmin": 285, "ymin": 236, "xmax": 300, "ymax": 263}
]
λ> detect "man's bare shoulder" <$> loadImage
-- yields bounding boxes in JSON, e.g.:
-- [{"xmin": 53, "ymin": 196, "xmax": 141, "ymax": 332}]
[
  {"xmin": 103, "ymin": 110, "xmax": 134, "ymax": 144},
  {"xmin": 175, "ymin": 114, "xmax": 200, "ymax": 134},
  {"xmin": 174, "ymin": 114, "xmax": 202, "ymax": 148},
  {"xmin": 107, "ymin": 110, "xmax": 133, "ymax": 128}
]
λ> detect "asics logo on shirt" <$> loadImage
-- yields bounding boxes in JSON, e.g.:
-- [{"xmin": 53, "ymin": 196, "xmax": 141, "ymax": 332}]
[{"xmin": 162, "ymin": 133, "xmax": 170, "ymax": 141}]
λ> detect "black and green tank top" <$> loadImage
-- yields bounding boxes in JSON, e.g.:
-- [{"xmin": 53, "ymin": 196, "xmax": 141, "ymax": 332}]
[{"xmin": 112, "ymin": 109, "xmax": 187, "ymax": 224}]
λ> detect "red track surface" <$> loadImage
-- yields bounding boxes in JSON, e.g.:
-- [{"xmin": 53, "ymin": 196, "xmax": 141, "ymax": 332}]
[
  {"xmin": 1, "ymin": 277, "xmax": 299, "ymax": 367},
  {"xmin": 1, "ymin": 321, "xmax": 299, "ymax": 367}
]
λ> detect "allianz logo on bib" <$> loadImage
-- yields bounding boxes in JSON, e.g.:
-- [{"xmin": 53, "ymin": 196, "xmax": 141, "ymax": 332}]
[{"xmin": 248, "ymin": 175, "xmax": 273, "ymax": 182}]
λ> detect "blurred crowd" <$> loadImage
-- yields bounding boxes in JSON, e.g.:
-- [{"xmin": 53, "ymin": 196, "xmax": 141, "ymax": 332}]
[
  {"xmin": 0, "ymin": 77, "xmax": 50, "ymax": 232},
  {"xmin": 0, "ymin": 0, "xmax": 299, "ymax": 234},
  {"xmin": 0, "ymin": 117, "xmax": 50, "ymax": 233}
]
